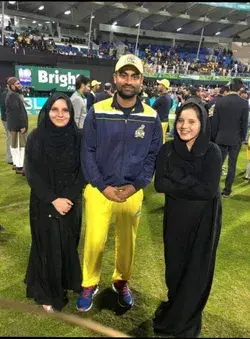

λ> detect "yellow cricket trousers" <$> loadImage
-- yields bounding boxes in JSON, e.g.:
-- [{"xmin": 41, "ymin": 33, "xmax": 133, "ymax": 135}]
[
  {"xmin": 82, "ymin": 184, "xmax": 144, "ymax": 287},
  {"xmin": 161, "ymin": 122, "xmax": 168, "ymax": 144}
]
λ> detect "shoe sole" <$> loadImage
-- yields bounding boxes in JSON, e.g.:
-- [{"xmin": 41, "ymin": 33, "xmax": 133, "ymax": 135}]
[
  {"xmin": 111, "ymin": 284, "xmax": 134, "ymax": 308},
  {"xmin": 76, "ymin": 286, "xmax": 99, "ymax": 312}
]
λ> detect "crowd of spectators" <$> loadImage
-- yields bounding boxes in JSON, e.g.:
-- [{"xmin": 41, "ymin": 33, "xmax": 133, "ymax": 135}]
[{"xmin": 2, "ymin": 26, "xmax": 250, "ymax": 77}]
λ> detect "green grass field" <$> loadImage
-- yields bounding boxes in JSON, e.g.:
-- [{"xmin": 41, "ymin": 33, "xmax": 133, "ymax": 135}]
[{"xmin": 0, "ymin": 115, "xmax": 249, "ymax": 338}]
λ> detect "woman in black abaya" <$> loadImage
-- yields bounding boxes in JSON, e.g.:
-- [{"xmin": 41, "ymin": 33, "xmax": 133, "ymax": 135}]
[
  {"xmin": 24, "ymin": 93, "xmax": 85, "ymax": 312},
  {"xmin": 153, "ymin": 98, "xmax": 222, "ymax": 337}
]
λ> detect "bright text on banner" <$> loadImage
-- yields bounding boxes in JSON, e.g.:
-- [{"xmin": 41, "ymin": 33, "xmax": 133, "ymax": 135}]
[{"xmin": 15, "ymin": 66, "xmax": 90, "ymax": 92}]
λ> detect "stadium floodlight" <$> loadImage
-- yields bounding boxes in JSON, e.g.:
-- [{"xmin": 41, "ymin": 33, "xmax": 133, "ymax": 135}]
[
  {"xmin": 64, "ymin": 10, "xmax": 71, "ymax": 15},
  {"xmin": 38, "ymin": 5, "xmax": 44, "ymax": 10},
  {"xmin": 177, "ymin": 27, "xmax": 182, "ymax": 31}
]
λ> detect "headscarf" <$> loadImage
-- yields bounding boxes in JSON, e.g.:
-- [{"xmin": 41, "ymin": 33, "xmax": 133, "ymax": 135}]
[
  {"xmin": 35, "ymin": 92, "xmax": 81, "ymax": 193},
  {"xmin": 173, "ymin": 98, "xmax": 211, "ymax": 161}
]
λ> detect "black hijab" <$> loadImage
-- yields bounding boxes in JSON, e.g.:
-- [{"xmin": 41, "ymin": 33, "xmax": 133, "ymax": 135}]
[
  {"xmin": 173, "ymin": 98, "xmax": 211, "ymax": 161},
  {"xmin": 35, "ymin": 93, "xmax": 81, "ymax": 193}
]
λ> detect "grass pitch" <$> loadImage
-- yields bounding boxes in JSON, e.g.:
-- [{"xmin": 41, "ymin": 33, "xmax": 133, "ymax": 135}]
[{"xmin": 0, "ymin": 115, "xmax": 249, "ymax": 337}]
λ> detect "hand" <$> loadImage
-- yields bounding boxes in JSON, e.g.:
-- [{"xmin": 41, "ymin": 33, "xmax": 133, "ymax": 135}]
[
  {"xmin": 52, "ymin": 198, "xmax": 74, "ymax": 216},
  {"xmin": 102, "ymin": 186, "xmax": 126, "ymax": 202},
  {"xmin": 116, "ymin": 184, "xmax": 136, "ymax": 200},
  {"xmin": 20, "ymin": 127, "xmax": 26, "ymax": 133}
]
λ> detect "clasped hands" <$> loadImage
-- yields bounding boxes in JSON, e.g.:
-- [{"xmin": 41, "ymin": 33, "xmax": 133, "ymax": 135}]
[
  {"xmin": 52, "ymin": 198, "xmax": 74, "ymax": 216},
  {"xmin": 102, "ymin": 184, "xmax": 136, "ymax": 202}
]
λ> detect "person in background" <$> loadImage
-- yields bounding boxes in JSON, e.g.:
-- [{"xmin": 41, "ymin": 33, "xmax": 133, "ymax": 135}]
[
  {"xmin": 239, "ymin": 90, "xmax": 250, "ymax": 144},
  {"xmin": 77, "ymin": 54, "xmax": 162, "ymax": 313},
  {"xmin": 153, "ymin": 99, "xmax": 222, "ymax": 338},
  {"xmin": 182, "ymin": 86, "xmax": 191, "ymax": 101},
  {"xmin": 153, "ymin": 79, "xmax": 172, "ymax": 144},
  {"xmin": 211, "ymin": 78, "xmax": 248, "ymax": 197},
  {"xmin": 5, "ymin": 77, "xmax": 28, "ymax": 175},
  {"xmin": 207, "ymin": 86, "xmax": 230, "ymax": 112},
  {"xmin": 87, "ymin": 80, "xmax": 101, "ymax": 111},
  {"xmin": 138, "ymin": 84, "xmax": 150, "ymax": 105},
  {"xmin": 0, "ymin": 83, "xmax": 13, "ymax": 165},
  {"xmin": 24, "ymin": 93, "xmax": 85, "ymax": 313},
  {"xmin": 95, "ymin": 82, "xmax": 113, "ymax": 103},
  {"xmin": 70, "ymin": 75, "xmax": 91, "ymax": 130}
]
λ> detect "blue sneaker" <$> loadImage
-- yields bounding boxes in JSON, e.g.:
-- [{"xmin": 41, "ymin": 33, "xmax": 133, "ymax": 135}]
[
  {"xmin": 112, "ymin": 280, "xmax": 134, "ymax": 308},
  {"xmin": 76, "ymin": 285, "xmax": 99, "ymax": 312}
]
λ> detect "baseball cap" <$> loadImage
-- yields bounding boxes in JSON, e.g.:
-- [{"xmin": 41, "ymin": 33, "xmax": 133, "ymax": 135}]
[
  {"xmin": 91, "ymin": 80, "xmax": 101, "ymax": 87},
  {"xmin": 157, "ymin": 79, "xmax": 170, "ymax": 89},
  {"xmin": 115, "ymin": 54, "xmax": 143, "ymax": 74}
]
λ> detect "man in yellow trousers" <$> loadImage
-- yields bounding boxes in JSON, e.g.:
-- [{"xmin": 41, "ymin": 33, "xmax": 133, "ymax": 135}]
[
  {"xmin": 153, "ymin": 79, "xmax": 172, "ymax": 144},
  {"xmin": 77, "ymin": 54, "xmax": 162, "ymax": 312}
]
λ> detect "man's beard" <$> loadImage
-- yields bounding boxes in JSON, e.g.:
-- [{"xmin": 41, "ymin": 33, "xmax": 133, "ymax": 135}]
[
  {"xmin": 15, "ymin": 87, "xmax": 23, "ymax": 94},
  {"xmin": 117, "ymin": 86, "xmax": 139, "ymax": 99}
]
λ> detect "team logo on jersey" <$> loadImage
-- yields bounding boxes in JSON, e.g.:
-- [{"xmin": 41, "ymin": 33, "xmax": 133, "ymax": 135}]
[{"xmin": 135, "ymin": 124, "xmax": 145, "ymax": 138}]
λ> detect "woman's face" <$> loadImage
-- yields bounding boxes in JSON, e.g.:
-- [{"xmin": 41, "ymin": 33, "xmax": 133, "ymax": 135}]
[
  {"xmin": 49, "ymin": 99, "xmax": 70, "ymax": 127},
  {"xmin": 176, "ymin": 108, "xmax": 201, "ymax": 149}
]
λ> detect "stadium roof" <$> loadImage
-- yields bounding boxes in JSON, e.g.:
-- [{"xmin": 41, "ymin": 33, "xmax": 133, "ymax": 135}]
[{"xmin": 2, "ymin": 2, "xmax": 250, "ymax": 41}]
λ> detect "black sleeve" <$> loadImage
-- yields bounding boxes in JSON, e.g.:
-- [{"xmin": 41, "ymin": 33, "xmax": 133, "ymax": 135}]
[
  {"xmin": 60, "ymin": 168, "xmax": 86, "ymax": 201},
  {"xmin": 154, "ymin": 143, "xmax": 222, "ymax": 200},
  {"xmin": 25, "ymin": 131, "xmax": 58, "ymax": 204},
  {"xmin": 6, "ymin": 93, "xmax": 22, "ymax": 130},
  {"xmin": 19, "ymin": 99, "xmax": 28, "ymax": 130}
]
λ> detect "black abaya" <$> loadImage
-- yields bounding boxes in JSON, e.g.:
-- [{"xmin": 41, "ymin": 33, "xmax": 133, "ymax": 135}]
[
  {"xmin": 24, "ymin": 93, "xmax": 85, "ymax": 310},
  {"xmin": 153, "ymin": 99, "xmax": 222, "ymax": 337}
]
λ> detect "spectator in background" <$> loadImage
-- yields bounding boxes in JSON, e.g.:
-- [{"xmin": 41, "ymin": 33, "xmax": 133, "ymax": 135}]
[
  {"xmin": 95, "ymin": 82, "xmax": 113, "ymax": 103},
  {"xmin": 87, "ymin": 80, "xmax": 101, "ymax": 111},
  {"xmin": 0, "ymin": 83, "xmax": 13, "ymax": 165},
  {"xmin": 5, "ymin": 77, "xmax": 28, "ymax": 175},
  {"xmin": 71, "ymin": 75, "xmax": 91, "ymax": 130},
  {"xmin": 153, "ymin": 79, "xmax": 172, "ymax": 144},
  {"xmin": 207, "ymin": 86, "xmax": 230, "ymax": 116},
  {"xmin": 182, "ymin": 86, "xmax": 191, "ymax": 101},
  {"xmin": 239, "ymin": 90, "xmax": 250, "ymax": 144},
  {"xmin": 211, "ymin": 78, "xmax": 249, "ymax": 197}
]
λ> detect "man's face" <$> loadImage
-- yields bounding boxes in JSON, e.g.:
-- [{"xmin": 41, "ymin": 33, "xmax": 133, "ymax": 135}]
[
  {"xmin": 81, "ymin": 82, "xmax": 91, "ymax": 96},
  {"xmin": 11, "ymin": 80, "xmax": 22, "ymax": 93},
  {"xmin": 157, "ymin": 84, "xmax": 166, "ymax": 94},
  {"xmin": 113, "ymin": 66, "xmax": 143, "ymax": 99}
]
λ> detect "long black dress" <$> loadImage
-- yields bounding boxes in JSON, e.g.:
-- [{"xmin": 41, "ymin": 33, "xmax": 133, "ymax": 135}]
[
  {"xmin": 24, "ymin": 93, "xmax": 85, "ymax": 311},
  {"xmin": 153, "ymin": 99, "xmax": 222, "ymax": 337}
]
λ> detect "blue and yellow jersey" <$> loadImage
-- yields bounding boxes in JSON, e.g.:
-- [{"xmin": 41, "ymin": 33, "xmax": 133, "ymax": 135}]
[{"xmin": 81, "ymin": 94, "xmax": 162, "ymax": 191}]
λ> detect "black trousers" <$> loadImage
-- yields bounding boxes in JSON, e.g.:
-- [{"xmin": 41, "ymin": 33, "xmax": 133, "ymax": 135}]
[{"xmin": 219, "ymin": 143, "xmax": 241, "ymax": 194}]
